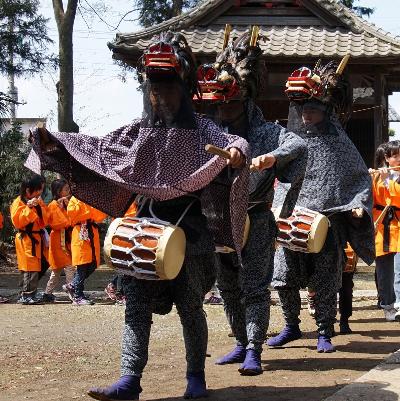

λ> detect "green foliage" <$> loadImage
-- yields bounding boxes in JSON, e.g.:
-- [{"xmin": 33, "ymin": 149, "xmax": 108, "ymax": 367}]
[
  {"xmin": 339, "ymin": 0, "xmax": 374, "ymax": 17},
  {"xmin": 389, "ymin": 128, "xmax": 396, "ymax": 137},
  {"xmin": 0, "ymin": 124, "xmax": 30, "ymax": 242},
  {"xmin": 135, "ymin": 0, "xmax": 201, "ymax": 27},
  {"xmin": 0, "ymin": 0, "xmax": 57, "ymax": 76}
]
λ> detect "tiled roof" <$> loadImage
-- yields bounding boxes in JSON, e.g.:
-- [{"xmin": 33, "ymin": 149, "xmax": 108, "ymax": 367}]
[
  {"xmin": 109, "ymin": 0, "xmax": 400, "ymax": 60},
  {"xmin": 389, "ymin": 105, "xmax": 400, "ymax": 122}
]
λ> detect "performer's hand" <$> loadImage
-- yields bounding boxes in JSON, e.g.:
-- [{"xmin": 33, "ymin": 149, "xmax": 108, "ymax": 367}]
[
  {"xmin": 227, "ymin": 147, "xmax": 245, "ymax": 169},
  {"xmin": 352, "ymin": 208, "xmax": 364, "ymax": 218},
  {"xmin": 251, "ymin": 154, "xmax": 276, "ymax": 171},
  {"xmin": 27, "ymin": 198, "xmax": 39, "ymax": 207},
  {"xmin": 379, "ymin": 167, "xmax": 389, "ymax": 182},
  {"xmin": 57, "ymin": 197, "xmax": 68, "ymax": 209}
]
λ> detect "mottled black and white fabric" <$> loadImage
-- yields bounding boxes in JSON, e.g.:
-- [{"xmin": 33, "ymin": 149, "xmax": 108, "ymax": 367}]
[
  {"xmin": 272, "ymin": 105, "xmax": 374, "ymax": 336},
  {"xmin": 121, "ymin": 213, "xmax": 216, "ymax": 376},
  {"xmin": 217, "ymin": 210, "xmax": 276, "ymax": 352},
  {"xmin": 274, "ymin": 217, "xmax": 347, "ymax": 337},
  {"xmin": 26, "ymin": 114, "xmax": 250, "ymax": 254},
  {"xmin": 217, "ymin": 101, "xmax": 307, "ymax": 352},
  {"xmin": 274, "ymin": 111, "xmax": 374, "ymax": 263},
  {"xmin": 246, "ymin": 100, "xmax": 307, "ymax": 207}
]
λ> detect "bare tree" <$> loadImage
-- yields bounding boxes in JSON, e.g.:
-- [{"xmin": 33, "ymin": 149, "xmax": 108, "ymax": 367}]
[{"xmin": 52, "ymin": 0, "xmax": 79, "ymax": 132}]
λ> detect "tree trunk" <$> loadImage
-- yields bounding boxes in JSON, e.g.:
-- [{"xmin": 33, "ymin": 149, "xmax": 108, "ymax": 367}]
[
  {"xmin": 172, "ymin": 0, "xmax": 183, "ymax": 17},
  {"xmin": 52, "ymin": 0, "xmax": 79, "ymax": 133}
]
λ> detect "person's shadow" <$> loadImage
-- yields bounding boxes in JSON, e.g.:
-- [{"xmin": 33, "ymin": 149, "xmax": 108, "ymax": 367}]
[{"xmin": 142, "ymin": 382, "xmax": 398, "ymax": 401}]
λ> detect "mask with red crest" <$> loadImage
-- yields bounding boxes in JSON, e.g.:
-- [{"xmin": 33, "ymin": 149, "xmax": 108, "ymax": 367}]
[
  {"xmin": 138, "ymin": 31, "xmax": 199, "ymax": 98},
  {"xmin": 285, "ymin": 56, "xmax": 353, "ymax": 125},
  {"xmin": 196, "ymin": 25, "xmax": 266, "ymax": 103}
]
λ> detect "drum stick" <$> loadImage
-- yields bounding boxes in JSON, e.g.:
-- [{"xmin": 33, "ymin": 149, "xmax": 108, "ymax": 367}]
[
  {"xmin": 205, "ymin": 144, "xmax": 256, "ymax": 171},
  {"xmin": 374, "ymin": 204, "xmax": 390, "ymax": 232}
]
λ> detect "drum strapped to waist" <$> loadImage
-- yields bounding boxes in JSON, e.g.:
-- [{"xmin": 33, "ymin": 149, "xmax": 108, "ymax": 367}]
[
  {"xmin": 273, "ymin": 206, "xmax": 329, "ymax": 253},
  {"xmin": 104, "ymin": 216, "xmax": 186, "ymax": 280},
  {"xmin": 343, "ymin": 243, "xmax": 358, "ymax": 273},
  {"xmin": 104, "ymin": 197, "xmax": 193, "ymax": 280}
]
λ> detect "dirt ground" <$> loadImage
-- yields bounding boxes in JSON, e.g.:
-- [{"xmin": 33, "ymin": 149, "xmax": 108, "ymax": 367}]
[{"xmin": 0, "ymin": 262, "xmax": 399, "ymax": 401}]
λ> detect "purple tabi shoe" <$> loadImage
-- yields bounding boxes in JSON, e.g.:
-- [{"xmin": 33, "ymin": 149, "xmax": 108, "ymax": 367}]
[
  {"xmin": 317, "ymin": 335, "xmax": 336, "ymax": 353},
  {"xmin": 215, "ymin": 344, "xmax": 246, "ymax": 365},
  {"xmin": 266, "ymin": 325, "xmax": 302, "ymax": 347},
  {"xmin": 87, "ymin": 375, "xmax": 141, "ymax": 401},
  {"xmin": 184, "ymin": 371, "xmax": 208, "ymax": 399},
  {"xmin": 238, "ymin": 349, "xmax": 263, "ymax": 376}
]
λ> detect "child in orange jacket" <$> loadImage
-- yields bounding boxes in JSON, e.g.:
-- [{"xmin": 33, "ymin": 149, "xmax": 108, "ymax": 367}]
[
  {"xmin": 42, "ymin": 179, "xmax": 75, "ymax": 303},
  {"xmin": 0, "ymin": 211, "xmax": 9, "ymax": 303},
  {"xmin": 372, "ymin": 141, "xmax": 400, "ymax": 321},
  {"xmin": 63, "ymin": 196, "xmax": 107, "ymax": 305},
  {"xmin": 10, "ymin": 174, "xmax": 49, "ymax": 305}
]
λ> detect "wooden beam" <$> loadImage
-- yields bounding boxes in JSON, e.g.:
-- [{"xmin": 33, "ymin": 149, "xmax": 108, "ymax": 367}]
[
  {"xmin": 374, "ymin": 72, "xmax": 384, "ymax": 150},
  {"xmin": 225, "ymin": 7, "xmax": 313, "ymax": 16},
  {"xmin": 214, "ymin": 15, "xmax": 322, "ymax": 24}
]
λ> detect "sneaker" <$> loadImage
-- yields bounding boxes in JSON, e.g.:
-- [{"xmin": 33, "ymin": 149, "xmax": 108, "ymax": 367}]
[
  {"xmin": 17, "ymin": 296, "xmax": 43, "ymax": 305},
  {"xmin": 42, "ymin": 293, "xmax": 56, "ymax": 303},
  {"xmin": 115, "ymin": 294, "xmax": 126, "ymax": 306},
  {"xmin": 62, "ymin": 283, "xmax": 75, "ymax": 302},
  {"xmin": 307, "ymin": 291, "xmax": 316, "ymax": 317},
  {"xmin": 105, "ymin": 283, "xmax": 117, "ymax": 301},
  {"xmin": 73, "ymin": 297, "xmax": 94, "ymax": 306},
  {"xmin": 31, "ymin": 296, "xmax": 44, "ymax": 305},
  {"xmin": 384, "ymin": 308, "xmax": 397, "ymax": 321},
  {"xmin": 0, "ymin": 296, "xmax": 9, "ymax": 303},
  {"xmin": 17, "ymin": 296, "xmax": 32, "ymax": 305},
  {"xmin": 205, "ymin": 295, "xmax": 223, "ymax": 305}
]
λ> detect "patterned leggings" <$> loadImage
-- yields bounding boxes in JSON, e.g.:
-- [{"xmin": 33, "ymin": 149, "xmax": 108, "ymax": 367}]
[
  {"xmin": 121, "ymin": 253, "xmax": 215, "ymax": 376},
  {"xmin": 217, "ymin": 211, "xmax": 276, "ymax": 352},
  {"xmin": 273, "ymin": 230, "xmax": 344, "ymax": 338}
]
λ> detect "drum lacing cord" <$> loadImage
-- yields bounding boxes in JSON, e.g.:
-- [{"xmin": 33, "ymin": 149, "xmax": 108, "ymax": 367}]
[
  {"xmin": 136, "ymin": 195, "xmax": 199, "ymax": 228},
  {"xmin": 149, "ymin": 198, "xmax": 198, "ymax": 227}
]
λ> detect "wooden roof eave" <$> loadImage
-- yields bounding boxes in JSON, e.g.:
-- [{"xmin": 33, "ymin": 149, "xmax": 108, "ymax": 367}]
[{"xmin": 112, "ymin": 0, "xmax": 229, "ymax": 44}]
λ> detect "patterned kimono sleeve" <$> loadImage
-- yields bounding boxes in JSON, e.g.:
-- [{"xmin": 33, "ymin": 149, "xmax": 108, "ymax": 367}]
[{"xmin": 271, "ymin": 127, "xmax": 307, "ymax": 184}]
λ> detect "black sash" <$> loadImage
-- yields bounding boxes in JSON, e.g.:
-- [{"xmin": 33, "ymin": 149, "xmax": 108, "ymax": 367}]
[
  {"xmin": 375, "ymin": 205, "xmax": 400, "ymax": 252},
  {"xmin": 19, "ymin": 223, "xmax": 44, "ymax": 257}
]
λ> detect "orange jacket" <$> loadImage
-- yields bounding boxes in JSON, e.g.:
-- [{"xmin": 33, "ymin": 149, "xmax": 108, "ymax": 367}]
[
  {"xmin": 373, "ymin": 176, "xmax": 400, "ymax": 257},
  {"xmin": 124, "ymin": 202, "xmax": 138, "ymax": 218},
  {"xmin": 48, "ymin": 200, "xmax": 73, "ymax": 269},
  {"xmin": 10, "ymin": 196, "xmax": 49, "ymax": 272},
  {"xmin": 67, "ymin": 196, "xmax": 107, "ymax": 267}
]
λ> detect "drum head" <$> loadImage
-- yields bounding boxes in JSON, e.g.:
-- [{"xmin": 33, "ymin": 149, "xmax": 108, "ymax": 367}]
[
  {"xmin": 156, "ymin": 226, "xmax": 186, "ymax": 280},
  {"xmin": 308, "ymin": 213, "xmax": 329, "ymax": 253},
  {"xmin": 273, "ymin": 206, "xmax": 282, "ymax": 221},
  {"xmin": 103, "ymin": 218, "xmax": 123, "ymax": 266}
]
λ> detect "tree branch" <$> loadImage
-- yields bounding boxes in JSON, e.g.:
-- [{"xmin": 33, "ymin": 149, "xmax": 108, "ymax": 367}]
[{"xmin": 52, "ymin": 0, "xmax": 65, "ymax": 27}]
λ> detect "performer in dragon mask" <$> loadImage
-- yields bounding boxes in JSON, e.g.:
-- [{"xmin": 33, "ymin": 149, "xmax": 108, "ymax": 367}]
[
  {"xmin": 254, "ymin": 57, "xmax": 375, "ymax": 352},
  {"xmin": 196, "ymin": 25, "xmax": 307, "ymax": 375},
  {"xmin": 26, "ymin": 31, "xmax": 250, "ymax": 400}
]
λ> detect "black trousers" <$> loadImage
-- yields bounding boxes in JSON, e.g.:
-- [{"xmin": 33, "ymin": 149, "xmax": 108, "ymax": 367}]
[{"xmin": 339, "ymin": 271, "xmax": 354, "ymax": 321}]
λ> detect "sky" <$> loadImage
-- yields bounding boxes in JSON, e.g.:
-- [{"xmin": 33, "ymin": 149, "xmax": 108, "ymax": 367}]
[{"xmin": 1, "ymin": 0, "xmax": 400, "ymax": 135}]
